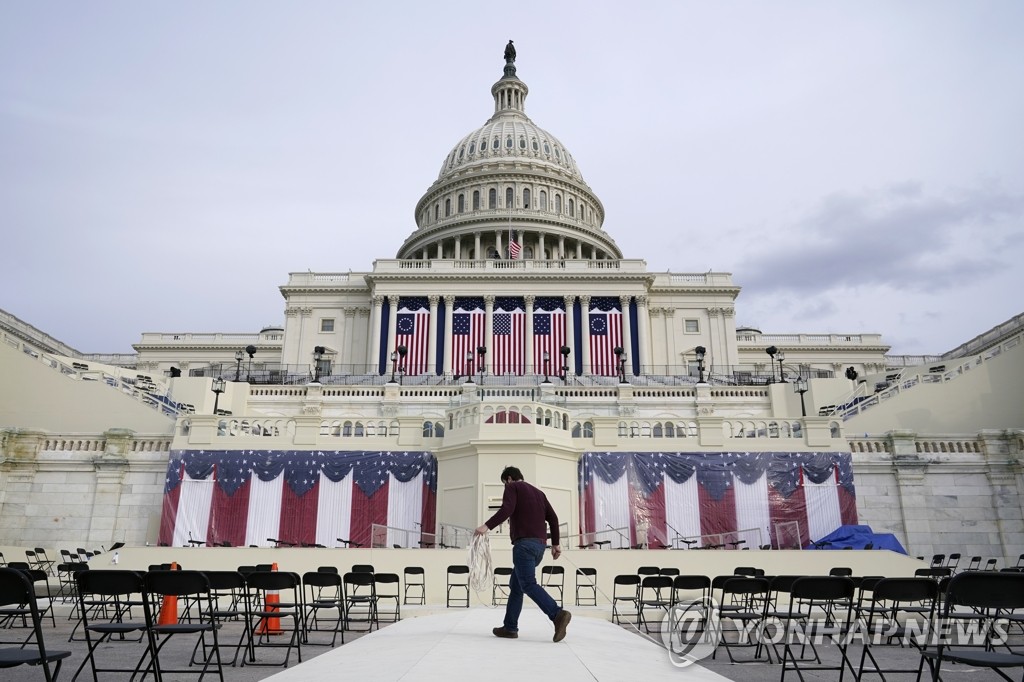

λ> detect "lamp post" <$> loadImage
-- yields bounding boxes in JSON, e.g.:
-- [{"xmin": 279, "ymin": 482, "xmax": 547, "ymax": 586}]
[
  {"xmin": 234, "ymin": 350, "xmax": 244, "ymax": 382},
  {"xmin": 396, "ymin": 345, "xmax": 407, "ymax": 385},
  {"xmin": 614, "ymin": 346, "xmax": 627, "ymax": 384},
  {"xmin": 794, "ymin": 376, "xmax": 809, "ymax": 417},
  {"xmin": 560, "ymin": 345, "xmax": 571, "ymax": 384},
  {"xmin": 312, "ymin": 346, "xmax": 325, "ymax": 383},
  {"xmin": 465, "ymin": 351, "xmax": 474, "ymax": 383},
  {"xmin": 695, "ymin": 346, "xmax": 707, "ymax": 384},
  {"xmin": 776, "ymin": 350, "xmax": 787, "ymax": 383},
  {"xmin": 477, "ymin": 346, "xmax": 487, "ymax": 386},
  {"xmin": 766, "ymin": 346, "xmax": 778, "ymax": 384},
  {"xmin": 542, "ymin": 350, "xmax": 551, "ymax": 383},
  {"xmin": 245, "ymin": 344, "xmax": 257, "ymax": 382},
  {"xmin": 211, "ymin": 378, "xmax": 225, "ymax": 415},
  {"xmin": 389, "ymin": 351, "xmax": 398, "ymax": 383}
]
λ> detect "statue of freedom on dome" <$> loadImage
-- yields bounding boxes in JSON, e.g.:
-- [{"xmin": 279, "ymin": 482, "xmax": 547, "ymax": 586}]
[{"xmin": 504, "ymin": 40, "xmax": 516, "ymax": 62}]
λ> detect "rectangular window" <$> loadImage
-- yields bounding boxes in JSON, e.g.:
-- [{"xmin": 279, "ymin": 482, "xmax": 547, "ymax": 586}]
[
  {"xmin": 320, "ymin": 318, "xmax": 335, "ymax": 333},
  {"xmin": 684, "ymin": 319, "xmax": 699, "ymax": 333}
]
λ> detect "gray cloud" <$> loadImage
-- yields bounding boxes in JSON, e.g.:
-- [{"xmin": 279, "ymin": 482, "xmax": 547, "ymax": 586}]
[{"xmin": 737, "ymin": 184, "xmax": 1024, "ymax": 295}]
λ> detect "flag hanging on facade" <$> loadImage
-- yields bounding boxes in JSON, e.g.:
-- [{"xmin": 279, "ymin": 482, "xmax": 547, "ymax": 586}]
[
  {"xmin": 532, "ymin": 297, "xmax": 566, "ymax": 375},
  {"xmin": 578, "ymin": 451, "xmax": 858, "ymax": 550},
  {"xmin": 508, "ymin": 229, "xmax": 521, "ymax": 260},
  {"xmin": 395, "ymin": 297, "xmax": 430, "ymax": 375},
  {"xmin": 588, "ymin": 297, "xmax": 623, "ymax": 376},
  {"xmin": 451, "ymin": 297, "xmax": 485, "ymax": 377},
  {"xmin": 159, "ymin": 449, "xmax": 438, "ymax": 549},
  {"xmin": 491, "ymin": 297, "xmax": 524, "ymax": 375}
]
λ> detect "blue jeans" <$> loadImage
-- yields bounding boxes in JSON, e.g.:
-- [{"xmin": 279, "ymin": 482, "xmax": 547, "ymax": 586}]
[{"xmin": 503, "ymin": 538, "xmax": 562, "ymax": 632}]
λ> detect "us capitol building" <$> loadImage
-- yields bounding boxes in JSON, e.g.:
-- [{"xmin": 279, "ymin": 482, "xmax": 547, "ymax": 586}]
[{"xmin": 1, "ymin": 45, "xmax": 1022, "ymax": 568}]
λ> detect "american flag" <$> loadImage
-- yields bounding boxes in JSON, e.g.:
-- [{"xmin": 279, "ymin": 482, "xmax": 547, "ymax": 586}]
[
  {"xmin": 588, "ymin": 297, "xmax": 623, "ymax": 376},
  {"xmin": 491, "ymin": 297, "xmax": 524, "ymax": 375},
  {"xmin": 159, "ymin": 449, "xmax": 438, "ymax": 549},
  {"xmin": 508, "ymin": 229, "xmax": 521, "ymax": 260},
  {"xmin": 395, "ymin": 297, "xmax": 430, "ymax": 375},
  {"xmin": 532, "ymin": 297, "xmax": 566, "ymax": 376},
  {"xmin": 451, "ymin": 297, "xmax": 485, "ymax": 377}
]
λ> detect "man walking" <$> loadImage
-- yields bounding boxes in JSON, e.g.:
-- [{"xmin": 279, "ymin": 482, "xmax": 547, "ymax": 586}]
[{"xmin": 475, "ymin": 466, "xmax": 572, "ymax": 642}]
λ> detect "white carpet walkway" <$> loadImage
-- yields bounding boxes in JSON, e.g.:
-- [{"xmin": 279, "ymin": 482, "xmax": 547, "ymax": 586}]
[{"xmin": 265, "ymin": 608, "xmax": 729, "ymax": 681}]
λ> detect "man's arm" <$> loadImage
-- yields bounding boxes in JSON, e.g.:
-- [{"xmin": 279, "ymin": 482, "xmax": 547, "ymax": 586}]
[
  {"xmin": 545, "ymin": 496, "xmax": 562, "ymax": 559},
  {"xmin": 474, "ymin": 483, "xmax": 517, "ymax": 535}
]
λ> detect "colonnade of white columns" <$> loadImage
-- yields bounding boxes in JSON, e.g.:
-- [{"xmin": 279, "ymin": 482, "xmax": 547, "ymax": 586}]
[{"xmin": 371, "ymin": 294, "xmax": 650, "ymax": 375}]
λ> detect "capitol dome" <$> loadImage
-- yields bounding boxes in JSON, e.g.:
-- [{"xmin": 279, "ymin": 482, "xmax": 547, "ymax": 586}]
[{"xmin": 397, "ymin": 44, "xmax": 621, "ymax": 262}]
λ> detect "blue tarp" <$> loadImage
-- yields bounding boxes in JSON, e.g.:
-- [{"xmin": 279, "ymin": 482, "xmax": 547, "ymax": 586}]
[{"xmin": 804, "ymin": 525, "xmax": 907, "ymax": 554}]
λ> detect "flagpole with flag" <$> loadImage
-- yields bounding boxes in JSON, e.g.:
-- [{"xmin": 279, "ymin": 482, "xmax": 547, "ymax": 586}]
[{"xmin": 508, "ymin": 204, "xmax": 521, "ymax": 260}]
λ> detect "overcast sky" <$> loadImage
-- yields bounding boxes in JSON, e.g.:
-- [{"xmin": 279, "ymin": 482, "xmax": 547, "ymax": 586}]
[{"xmin": 2, "ymin": 2, "xmax": 1021, "ymax": 356}]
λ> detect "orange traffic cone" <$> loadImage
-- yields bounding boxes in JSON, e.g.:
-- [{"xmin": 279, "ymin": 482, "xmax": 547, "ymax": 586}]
[
  {"xmin": 157, "ymin": 561, "xmax": 179, "ymax": 625},
  {"xmin": 256, "ymin": 562, "xmax": 282, "ymax": 635}
]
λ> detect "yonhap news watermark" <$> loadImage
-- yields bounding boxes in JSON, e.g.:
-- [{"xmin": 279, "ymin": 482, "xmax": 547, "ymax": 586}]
[{"xmin": 659, "ymin": 599, "xmax": 1010, "ymax": 668}]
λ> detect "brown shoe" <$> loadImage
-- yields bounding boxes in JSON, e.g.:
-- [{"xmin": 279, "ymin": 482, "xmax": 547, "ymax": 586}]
[
  {"xmin": 553, "ymin": 609, "xmax": 572, "ymax": 642},
  {"xmin": 493, "ymin": 627, "xmax": 518, "ymax": 639}
]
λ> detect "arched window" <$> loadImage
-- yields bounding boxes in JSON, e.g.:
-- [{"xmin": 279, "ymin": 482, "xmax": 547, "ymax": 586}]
[
  {"xmin": 523, "ymin": 188, "xmax": 531, "ymax": 208},
  {"xmin": 665, "ymin": 422, "xmax": 675, "ymax": 437},
  {"xmin": 434, "ymin": 422, "xmax": 445, "ymax": 437},
  {"xmin": 457, "ymin": 194, "xmax": 465, "ymax": 213},
  {"xmin": 572, "ymin": 423, "xmax": 582, "ymax": 437},
  {"xmin": 583, "ymin": 422, "xmax": 594, "ymax": 438},
  {"xmin": 422, "ymin": 422, "xmax": 434, "ymax": 438},
  {"xmin": 489, "ymin": 188, "xmax": 497, "ymax": 209},
  {"xmin": 506, "ymin": 136, "xmax": 513, "ymax": 149},
  {"xmin": 555, "ymin": 194, "xmax": 562, "ymax": 213},
  {"xmin": 568, "ymin": 198, "xmax": 575, "ymax": 217},
  {"xmin": 469, "ymin": 142, "xmax": 476, "ymax": 154},
  {"xmin": 532, "ymin": 139, "xmax": 539, "ymax": 151},
  {"xmin": 342, "ymin": 421, "xmax": 353, "ymax": 437},
  {"xmin": 434, "ymin": 204, "xmax": 439, "ymax": 221},
  {"xmin": 473, "ymin": 190, "xmax": 480, "ymax": 210},
  {"xmin": 492, "ymin": 137, "xmax": 500, "ymax": 150},
  {"xmin": 539, "ymin": 191, "xmax": 548, "ymax": 210},
  {"xmin": 519, "ymin": 136, "xmax": 526, "ymax": 149},
  {"xmin": 505, "ymin": 187, "xmax": 514, "ymax": 208},
  {"xmin": 653, "ymin": 423, "xmax": 663, "ymax": 438},
  {"xmin": 618, "ymin": 422, "xmax": 627, "ymax": 437},
  {"xmin": 354, "ymin": 422, "xmax": 364, "ymax": 437},
  {"xmin": 389, "ymin": 420, "xmax": 400, "ymax": 436},
  {"xmin": 444, "ymin": 198, "xmax": 451, "ymax": 217}
]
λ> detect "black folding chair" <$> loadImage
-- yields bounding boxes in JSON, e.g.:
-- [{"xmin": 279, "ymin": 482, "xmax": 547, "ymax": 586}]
[
  {"xmin": 611, "ymin": 574, "xmax": 640, "ymax": 625},
  {"xmin": 541, "ymin": 566, "xmax": 565, "ymax": 606},
  {"xmin": 239, "ymin": 571, "xmax": 303, "ymax": 668},
  {"xmin": 343, "ymin": 571, "xmax": 378, "ymax": 632},
  {"xmin": 575, "ymin": 567, "xmax": 598, "ymax": 606},
  {"xmin": 374, "ymin": 573, "xmax": 401, "ymax": 623},
  {"xmin": 446, "ymin": 565, "xmax": 470, "ymax": 608},
  {"xmin": 492, "ymin": 567, "xmax": 513, "ymax": 606},
  {"xmin": 921, "ymin": 571, "xmax": 1024, "ymax": 682},
  {"xmin": 301, "ymin": 571, "xmax": 344, "ymax": 647},
  {"xmin": 637, "ymin": 575, "xmax": 673, "ymax": 633},
  {"xmin": 403, "ymin": 566, "xmax": 425, "ymax": 605},
  {"xmin": 856, "ymin": 577, "xmax": 937, "ymax": 679},
  {"xmin": 780, "ymin": 576, "xmax": 857, "ymax": 681},
  {"xmin": 0, "ymin": 568, "xmax": 71, "ymax": 682},
  {"xmin": 72, "ymin": 569, "xmax": 149, "ymax": 682},
  {"xmin": 142, "ymin": 570, "xmax": 225, "ymax": 681},
  {"xmin": 713, "ymin": 576, "xmax": 771, "ymax": 664}
]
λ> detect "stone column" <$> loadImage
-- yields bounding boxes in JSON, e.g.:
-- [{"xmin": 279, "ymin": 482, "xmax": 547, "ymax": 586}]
[
  {"xmin": 563, "ymin": 295, "xmax": 576, "ymax": 376},
  {"xmin": 443, "ymin": 295, "xmax": 455, "ymax": 375},
  {"xmin": 455, "ymin": 236, "xmax": 462, "ymax": 260},
  {"xmin": 663, "ymin": 307, "xmax": 677, "ymax": 372},
  {"xmin": 558, "ymin": 235, "xmax": 565, "ymax": 259},
  {"xmin": 524, "ymin": 295, "xmax": 535, "ymax": 374},
  {"xmin": 427, "ymin": 295, "xmax": 439, "ymax": 375},
  {"xmin": 538, "ymin": 233, "xmax": 546, "ymax": 260},
  {"xmin": 495, "ymin": 231, "xmax": 503, "ymax": 258},
  {"xmin": 474, "ymin": 232, "xmax": 481, "ymax": 261},
  {"xmin": 336, "ymin": 307, "xmax": 349, "ymax": 369},
  {"xmin": 636, "ymin": 297, "xmax": 650, "ymax": 374},
  {"xmin": 436, "ymin": 240, "xmax": 443, "ymax": 259},
  {"xmin": 888, "ymin": 430, "xmax": 929, "ymax": 557},
  {"xmin": 386, "ymin": 296, "xmax": 399, "ymax": 359},
  {"xmin": 368, "ymin": 296, "xmax": 384, "ymax": 371},
  {"xmin": 483, "ymin": 295, "xmax": 495, "ymax": 369},
  {"xmin": 576, "ymin": 242, "xmax": 582, "ymax": 259},
  {"xmin": 580, "ymin": 295, "xmax": 592, "ymax": 375},
  {"xmin": 619, "ymin": 295, "xmax": 634, "ymax": 376}
]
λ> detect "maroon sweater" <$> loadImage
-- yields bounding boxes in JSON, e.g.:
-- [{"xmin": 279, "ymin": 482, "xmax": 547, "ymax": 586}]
[{"xmin": 485, "ymin": 480, "xmax": 560, "ymax": 545}]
